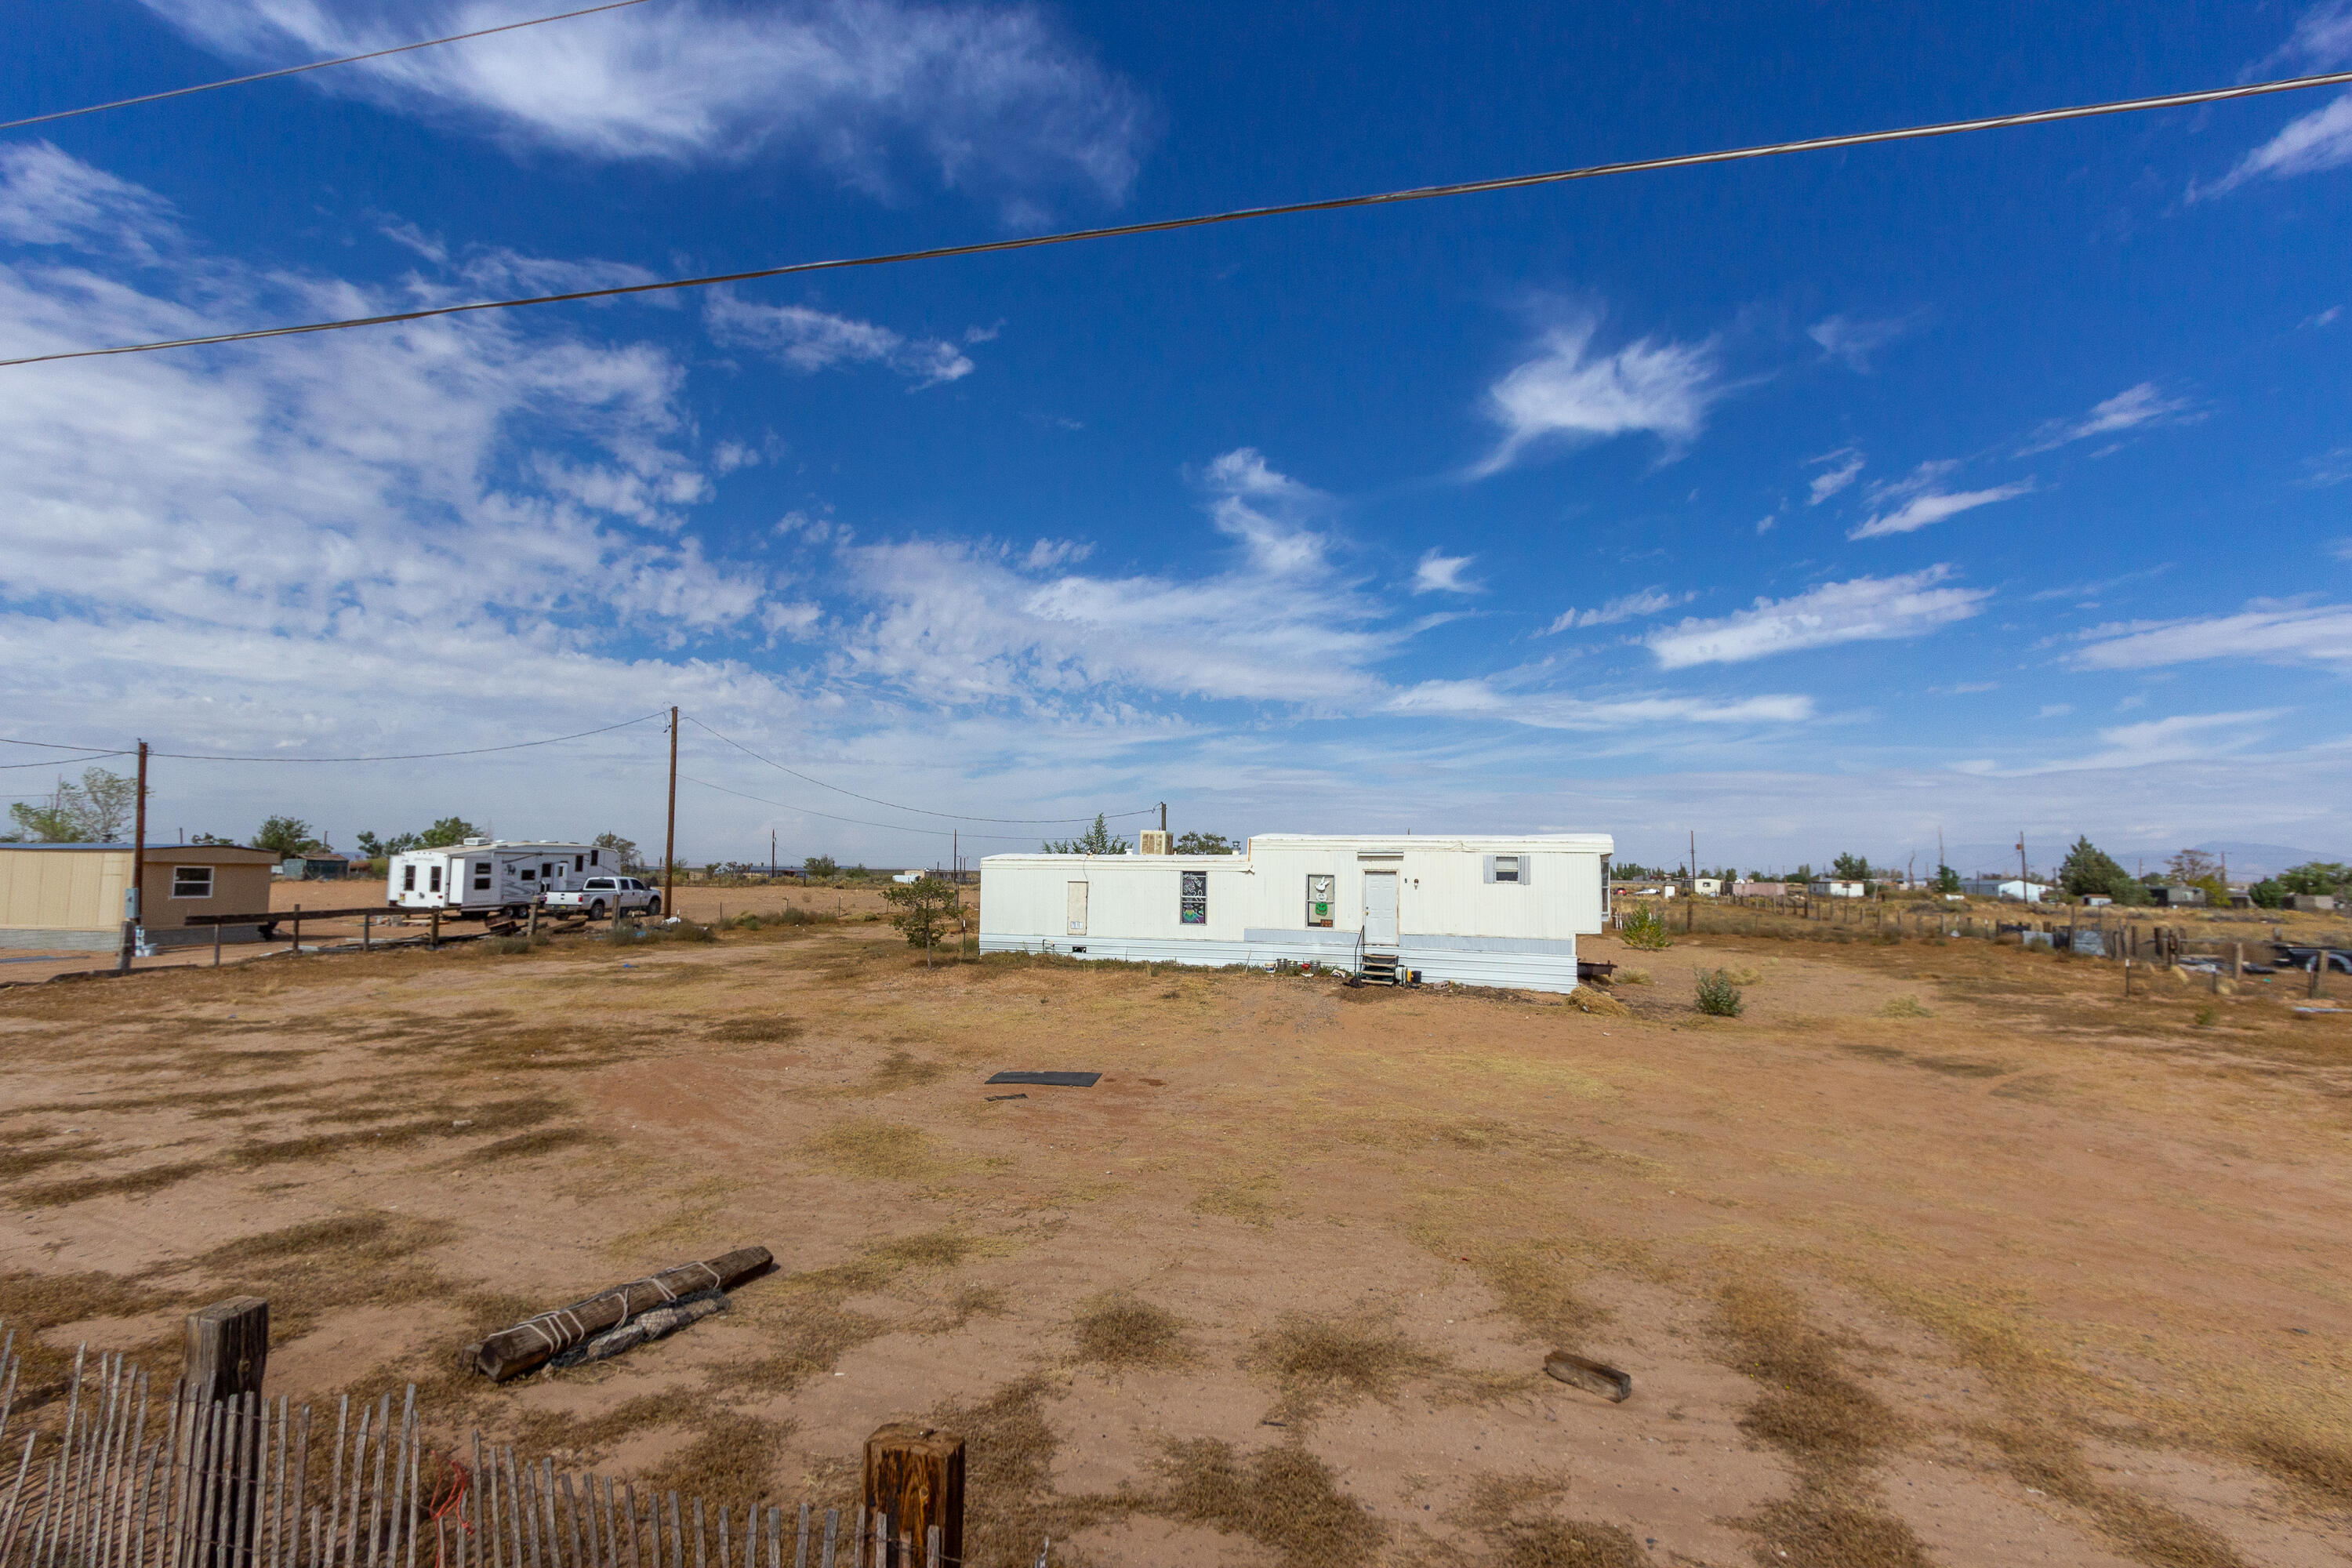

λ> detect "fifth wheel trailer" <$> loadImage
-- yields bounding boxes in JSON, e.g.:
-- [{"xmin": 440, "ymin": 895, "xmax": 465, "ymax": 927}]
[
  {"xmin": 979, "ymin": 833, "xmax": 1613, "ymax": 993},
  {"xmin": 387, "ymin": 839, "xmax": 615, "ymax": 916}
]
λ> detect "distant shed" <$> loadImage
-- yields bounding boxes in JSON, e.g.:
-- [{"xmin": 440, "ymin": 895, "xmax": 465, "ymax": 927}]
[{"xmin": 0, "ymin": 843, "xmax": 279, "ymax": 951}]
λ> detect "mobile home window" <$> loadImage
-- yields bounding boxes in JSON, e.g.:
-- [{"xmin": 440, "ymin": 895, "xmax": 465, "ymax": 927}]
[
  {"xmin": 589, "ymin": 849, "xmax": 600, "ymax": 866},
  {"xmin": 520, "ymin": 866, "xmax": 535, "ymax": 881},
  {"xmin": 1180, "ymin": 870, "xmax": 1207, "ymax": 925},
  {"xmin": 429, "ymin": 866, "xmax": 442, "ymax": 894},
  {"xmin": 1305, "ymin": 874, "xmax": 1334, "ymax": 927},
  {"xmin": 402, "ymin": 865, "xmax": 416, "ymax": 892},
  {"xmin": 472, "ymin": 866, "xmax": 492, "ymax": 891},
  {"xmin": 1494, "ymin": 855, "xmax": 1520, "ymax": 884},
  {"xmin": 170, "ymin": 866, "xmax": 213, "ymax": 899},
  {"xmin": 575, "ymin": 855, "xmax": 585, "ymax": 872}
]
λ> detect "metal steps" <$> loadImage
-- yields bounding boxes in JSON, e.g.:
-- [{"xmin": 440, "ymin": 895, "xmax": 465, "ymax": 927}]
[{"xmin": 1359, "ymin": 950, "xmax": 1401, "ymax": 985}]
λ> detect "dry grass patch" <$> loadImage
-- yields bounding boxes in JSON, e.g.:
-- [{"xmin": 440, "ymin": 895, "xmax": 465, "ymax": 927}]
[
  {"xmin": 701, "ymin": 1016, "xmax": 807, "ymax": 1046},
  {"xmin": 1155, "ymin": 1438, "xmax": 1383, "ymax": 1568},
  {"xmin": 1192, "ymin": 1174, "xmax": 1281, "ymax": 1228},
  {"xmin": 1247, "ymin": 1309, "xmax": 1445, "ymax": 1418},
  {"xmin": 1468, "ymin": 1242, "xmax": 1602, "ymax": 1348},
  {"xmin": 1462, "ymin": 1475, "xmax": 1646, "ymax": 1568},
  {"xmin": 1070, "ymin": 1290, "xmax": 1190, "ymax": 1370},
  {"xmin": 804, "ymin": 1119, "xmax": 947, "ymax": 1181}
]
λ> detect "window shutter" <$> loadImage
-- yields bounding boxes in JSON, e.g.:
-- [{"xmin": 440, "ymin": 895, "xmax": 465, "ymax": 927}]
[
  {"xmin": 1483, "ymin": 855, "xmax": 1495, "ymax": 884},
  {"xmin": 1520, "ymin": 855, "xmax": 1534, "ymax": 887}
]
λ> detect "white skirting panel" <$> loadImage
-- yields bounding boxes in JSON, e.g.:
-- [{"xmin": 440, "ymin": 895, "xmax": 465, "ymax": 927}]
[{"xmin": 976, "ymin": 933, "xmax": 1582, "ymax": 994}]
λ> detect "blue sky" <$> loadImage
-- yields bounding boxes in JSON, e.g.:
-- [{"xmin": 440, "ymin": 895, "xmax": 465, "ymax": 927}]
[{"xmin": 2, "ymin": 0, "xmax": 2348, "ymax": 873}]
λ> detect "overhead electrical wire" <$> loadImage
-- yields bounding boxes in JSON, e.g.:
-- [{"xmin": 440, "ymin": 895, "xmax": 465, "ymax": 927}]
[
  {"xmin": 0, "ymin": 0, "xmax": 653, "ymax": 134},
  {"xmin": 681, "ymin": 714, "xmax": 1152, "ymax": 825},
  {"xmin": 678, "ymin": 774, "xmax": 1044, "ymax": 843},
  {"xmin": 144, "ymin": 711, "xmax": 669, "ymax": 761},
  {"xmin": 5, "ymin": 65, "xmax": 2351, "ymax": 371},
  {"xmin": 0, "ymin": 735, "xmax": 135, "ymax": 753}
]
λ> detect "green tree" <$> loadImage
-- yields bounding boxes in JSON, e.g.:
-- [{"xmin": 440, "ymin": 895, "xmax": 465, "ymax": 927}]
[
  {"xmin": 593, "ymin": 831, "xmax": 641, "ymax": 871},
  {"xmin": 420, "ymin": 817, "xmax": 481, "ymax": 848},
  {"xmin": 2249, "ymin": 879, "xmax": 2285, "ymax": 909},
  {"xmin": 1933, "ymin": 864, "xmax": 1962, "ymax": 895},
  {"xmin": 8, "ymin": 767, "xmax": 136, "ymax": 842},
  {"xmin": 802, "ymin": 853, "xmax": 838, "ymax": 879},
  {"xmin": 884, "ymin": 874, "xmax": 963, "ymax": 951},
  {"xmin": 2279, "ymin": 861, "xmax": 2352, "ymax": 896},
  {"xmin": 1043, "ymin": 813, "xmax": 1131, "ymax": 855},
  {"xmin": 188, "ymin": 832, "xmax": 238, "ymax": 847},
  {"xmin": 1831, "ymin": 852, "xmax": 1873, "ymax": 880},
  {"xmin": 2058, "ymin": 837, "xmax": 2143, "ymax": 904},
  {"xmin": 1174, "ymin": 831, "xmax": 1236, "ymax": 855},
  {"xmin": 253, "ymin": 816, "xmax": 321, "ymax": 857}
]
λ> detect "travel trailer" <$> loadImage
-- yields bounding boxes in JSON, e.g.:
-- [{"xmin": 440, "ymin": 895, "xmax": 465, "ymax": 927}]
[{"xmin": 387, "ymin": 839, "xmax": 609, "ymax": 915}]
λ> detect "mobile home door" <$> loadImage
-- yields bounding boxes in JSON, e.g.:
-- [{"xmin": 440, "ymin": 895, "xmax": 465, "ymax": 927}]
[
  {"xmin": 1363, "ymin": 871, "xmax": 1398, "ymax": 946},
  {"xmin": 1065, "ymin": 880, "xmax": 1088, "ymax": 936}
]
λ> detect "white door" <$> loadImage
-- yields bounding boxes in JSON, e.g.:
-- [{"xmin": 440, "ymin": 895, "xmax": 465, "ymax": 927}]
[
  {"xmin": 1065, "ymin": 880, "xmax": 1089, "ymax": 936},
  {"xmin": 1363, "ymin": 871, "xmax": 1399, "ymax": 947}
]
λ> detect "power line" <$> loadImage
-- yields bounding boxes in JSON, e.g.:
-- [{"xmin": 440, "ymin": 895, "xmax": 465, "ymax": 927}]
[
  {"xmin": 681, "ymin": 714, "xmax": 1153, "ymax": 824},
  {"xmin": 678, "ymin": 774, "xmax": 1041, "ymax": 842},
  {"xmin": 5, "ymin": 65, "xmax": 2350, "ymax": 371},
  {"xmin": 146, "ymin": 711, "xmax": 667, "ymax": 761},
  {"xmin": 0, "ymin": 736, "xmax": 134, "ymax": 753},
  {"xmin": 0, "ymin": 0, "xmax": 653, "ymax": 135},
  {"xmin": 0, "ymin": 752, "xmax": 131, "ymax": 770}
]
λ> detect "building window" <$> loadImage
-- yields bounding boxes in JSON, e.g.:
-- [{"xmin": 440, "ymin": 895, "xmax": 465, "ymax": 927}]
[
  {"xmin": 520, "ymin": 866, "xmax": 535, "ymax": 881},
  {"xmin": 1494, "ymin": 855, "xmax": 1521, "ymax": 884},
  {"xmin": 1180, "ymin": 869, "xmax": 1208, "ymax": 925},
  {"xmin": 473, "ymin": 866, "xmax": 492, "ymax": 891},
  {"xmin": 1305, "ymin": 874, "xmax": 1334, "ymax": 927},
  {"xmin": 429, "ymin": 866, "xmax": 442, "ymax": 894},
  {"xmin": 170, "ymin": 866, "xmax": 213, "ymax": 899},
  {"xmin": 589, "ymin": 849, "xmax": 601, "ymax": 866},
  {"xmin": 575, "ymin": 855, "xmax": 585, "ymax": 872}
]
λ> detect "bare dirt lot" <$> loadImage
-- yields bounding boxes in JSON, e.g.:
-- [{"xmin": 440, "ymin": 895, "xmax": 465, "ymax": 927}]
[{"xmin": 2, "ymin": 914, "xmax": 2347, "ymax": 1567}]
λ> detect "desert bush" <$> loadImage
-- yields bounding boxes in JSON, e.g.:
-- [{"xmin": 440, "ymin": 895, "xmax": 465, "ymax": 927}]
[
  {"xmin": 1694, "ymin": 968, "xmax": 1744, "ymax": 1017},
  {"xmin": 1620, "ymin": 904, "xmax": 1673, "ymax": 950},
  {"xmin": 1617, "ymin": 967, "xmax": 1652, "ymax": 985},
  {"xmin": 1882, "ymin": 996, "xmax": 1931, "ymax": 1018}
]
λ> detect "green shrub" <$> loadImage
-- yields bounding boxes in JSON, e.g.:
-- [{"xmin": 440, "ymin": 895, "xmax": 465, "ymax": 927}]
[
  {"xmin": 1620, "ymin": 903, "xmax": 1673, "ymax": 950},
  {"xmin": 1694, "ymin": 968, "xmax": 1744, "ymax": 1017}
]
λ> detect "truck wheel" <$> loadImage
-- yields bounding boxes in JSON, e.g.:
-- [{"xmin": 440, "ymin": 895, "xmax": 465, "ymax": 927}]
[
  {"xmin": 589, "ymin": 900, "xmax": 606, "ymax": 920},
  {"xmin": 645, "ymin": 898, "xmax": 662, "ymax": 917}
]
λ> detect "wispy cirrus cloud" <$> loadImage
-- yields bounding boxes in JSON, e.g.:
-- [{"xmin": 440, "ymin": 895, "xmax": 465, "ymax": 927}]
[
  {"xmin": 1411, "ymin": 549, "xmax": 1479, "ymax": 594},
  {"xmin": 1540, "ymin": 587, "xmax": 1693, "ymax": 634},
  {"xmin": 1807, "ymin": 312, "xmax": 1918, "ymax": 371},
  {"xmin": 0, "ymin": 141, "xmax": 178, "ymax": 260},
  {"xmin": 704, "ymin": 290, "xmax": 978, "ymax": 385},
  {"xmin": 136, "ymin": 0, "xmax": 1154, "ymax": 213},
  {"xmin": 1645, "ymin": 568, "xmax": 1990, "ymax": 668},
  {"xmin": 1849, "ymin": 480, "xmax": 2034, "ymax": 539},
  {"xmin": 2190, "ymin": 2, "xmax": 2352, "ymax": 199},
  {"xmin": 1472, "ymin": 318, "xmax": 1719, "ymax": 476},
  {"xmin": 2070, "ymin": 601, "xmax": 2352, "ymax": 671},
  {"xmin": 1951, "ymin": 710, "xmax": 2287, "ymax": 775},
  {"xmin": 2019, "ymin": 383, "xmax": 2198, "ymax": 454},
  {"xmin": 1384, "ymin": 679, "xmax": 1812, "ymax": 731},
  {"xmin": 1807, "ymin": 448, "xmax": 1864, "ymax": 505}
]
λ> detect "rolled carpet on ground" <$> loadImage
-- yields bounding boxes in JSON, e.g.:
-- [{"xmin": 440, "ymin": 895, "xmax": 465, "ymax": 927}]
[{"xmin": 467, "ymin": 1245, "xmax": 773, "ymax": 1381}]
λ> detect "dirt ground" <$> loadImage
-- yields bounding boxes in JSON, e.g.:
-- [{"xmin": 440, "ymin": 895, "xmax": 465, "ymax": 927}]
[{"xmin": 2, "ymin": 912, "xmax": 2347, "ymax": 1568}]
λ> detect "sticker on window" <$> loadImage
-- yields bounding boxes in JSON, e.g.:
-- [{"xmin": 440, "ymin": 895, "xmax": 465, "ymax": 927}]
[
  {"xmin": 1180, "ymin": 869, "xmax": 1208, "ymax": 925},
  {"xmin": 1306, "ymin": 874, "xmax": 1334, "ymax": 927}
]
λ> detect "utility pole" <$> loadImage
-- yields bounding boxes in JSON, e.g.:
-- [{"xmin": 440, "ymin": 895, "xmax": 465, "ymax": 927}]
[
  {"xmin": 771, "ymin": 827, "xmax": 777, "ymax": 880},
  {"xmin": 1160, "ymin": 801, "xmax": 1168, "ymax": 834},
  {"xmin": 663, "ymin": 705, "xmax": 678, "ymax": 917},
  {"xmin": 2017, "ymin": 833, "xmax": 2028, "ymax": 890},
  {"xmin": 117, "ymin": 739, "xmax": 148, "ymax": 975}
]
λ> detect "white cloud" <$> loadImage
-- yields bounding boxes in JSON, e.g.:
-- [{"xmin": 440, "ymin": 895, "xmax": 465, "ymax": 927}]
[
  {"xmin": 1411, "ymin": 550, "xmax": 1478, "ymax": 594},
  {"xmin": 704, "ymin": 291, "xmax": 975, "ymax": 384},
  {"xmin": 1645, "ymin": 568, "xmax": 1990, "ymax": 668},
  {"xmin": 1807, "ymin": 313, "xmax": 1916, "ymax": 371},
  {"xmin": 1383, "ymin": 680, "xmax": 1813, "ymax": 731},
  {"xmin": 2020, "ymin": 383, "xmax": 2197, "ymax": 454},
  {"xmin": 1807, "ymin": 448, "xmax": 1864, "ymax": 505},
  {"xmin": 2070, "ymin": 602, "xmax": 2352, "ymax": 671},
  {"xmin": 1958, "ymin": 711, "xmax": 2287, "ymax": 775},
  {"xmin": 1473, "ymin": 320, "xmax": 1718, "ymax": 476},
  {"xmin": 1541, "ymin": 587, "xmax": 1692, "ymax": 634},
  {"xmin": 1850, "ymin": 480, "xmax": 2033, "ymax": 539},
  {"xmin": 137, "ymin": 0, "xmax": 1152, "ymax": 212},
  {"xmin": 1199, "ymin": 447, "xmax": 1332, "ymax": 577},
  {"xmin": 2191, "ymin": 96, "xmax": 2352, "ymax": 200},
  {"xmin": 0, "ymin": 141, "xmax": 178, "ymax": 260}
]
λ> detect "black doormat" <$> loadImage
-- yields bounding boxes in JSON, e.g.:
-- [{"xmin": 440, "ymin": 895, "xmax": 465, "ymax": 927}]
[{"xmin": 985, "ymin": 1070, "xmax": 1101, "ymax": 1087}]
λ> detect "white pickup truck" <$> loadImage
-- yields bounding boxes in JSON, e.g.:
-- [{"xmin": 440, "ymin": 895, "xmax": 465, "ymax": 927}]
[{"xmin": 542, "ymin": 875, "xmax": 662, "ymax": 919}]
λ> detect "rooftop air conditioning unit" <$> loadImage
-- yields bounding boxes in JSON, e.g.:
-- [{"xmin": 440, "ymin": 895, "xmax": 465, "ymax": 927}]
[{"xmin": 1138, "ymin": 830, "xmax": 1173, "ymax": 855}]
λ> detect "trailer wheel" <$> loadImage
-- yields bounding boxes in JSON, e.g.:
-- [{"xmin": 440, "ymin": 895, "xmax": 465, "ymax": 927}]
[{"xmin": 588, "ymin": 900, "xmax": 606, "ymax": 920}]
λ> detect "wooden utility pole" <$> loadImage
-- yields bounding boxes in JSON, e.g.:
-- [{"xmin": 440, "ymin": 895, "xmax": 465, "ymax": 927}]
[
  {"xmin": 117, "ymin": 739, "xmax": 149, "ymax": 974},
  {"xmin": 664, "ymin": 704, "xmax": 679, "ymax": 917}
]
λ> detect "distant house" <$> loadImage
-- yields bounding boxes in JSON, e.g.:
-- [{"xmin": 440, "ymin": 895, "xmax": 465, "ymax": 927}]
[
  {"xmin": 1808, "ymin": 879, "xmax": 1868, "ymax": 898},
  {"xmin": 1732, "ymin": 880, "xmax": 1788, "ymax": 898},
  {"xmin": 278, "ymin": 854, "xmax": 352, "ymax": 880},
  {"xmin": 2284, "ymin": 892, "xmax": 2338, "ymax": 913},
  {"xmin": 2151, "ymin": 884, "xmax": 2207, "ymax": 908},
  {"xmin": 1692, "ymin": 877, "xmax": 1722, "ymax": 897},
  {"xmin": 1960, "ymin": 878, "xmax": 2052, "ymax": 902}
]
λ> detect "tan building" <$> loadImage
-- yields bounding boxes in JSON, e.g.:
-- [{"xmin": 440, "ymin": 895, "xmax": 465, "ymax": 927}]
[{"xmin": 0, "ymin": 843, "xmax": 280, "ymax": 951}]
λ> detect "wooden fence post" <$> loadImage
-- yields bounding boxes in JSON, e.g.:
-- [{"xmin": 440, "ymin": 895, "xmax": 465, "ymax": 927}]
[
  {"xmin": 862, "ymin": 1426, "xmax": 961, "ymax": 1568},
  {"xmin": 187, "ymin": 1298, "xmax": 269, "ymax": 1568},
  {"xmin": 292, "ymin": 906, "xmax": 302, "ymax": 957},
  {"xmin": 430, "ymin": 909, "xmax": 441, "ymax": 950}
]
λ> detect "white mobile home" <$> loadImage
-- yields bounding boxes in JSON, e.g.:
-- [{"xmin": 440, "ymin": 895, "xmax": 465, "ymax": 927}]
[
  {"xmin": 388, "ymin": 839, "xmax": 614, "ymax": 915},
  {"xmin": 979, "ymin": 833, "xmax": 1613, "ymax": 993}
]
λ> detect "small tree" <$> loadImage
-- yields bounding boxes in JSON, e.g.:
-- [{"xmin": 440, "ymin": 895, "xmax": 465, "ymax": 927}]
[
  {"xmin": 7, "ymin": 800, "xmax": 80, "ymax": 842},
  {"xmin": 8, "ymin": 767, "xmax": 136, "ymax": 842},
  {"xmin": 1620, "ymin": 902, "xmax": 1673, "ymax": 950},
  {"xmin": 1694, "ymin": 968, "xmax": 1744, "ymax": 1017},
  {"xmin": 2058, "ymin": 837, "xmax": 2146, "ymax": 905},
  {"xmin": 1933, "ymin": 864, "xmax": 1962, "ymax": 895},
  {"xmin": 253, "ymin": 816, "xmax": 321, "ymax": 857},
  {"xmin": 803, "ymin": 854, "xmax": 839, "ymax": 878},
  {"xmin": 1174, "ymin": 831, "xmax": 1236, "ymax": 855},
  {"xmin": 1043, "ymin": 813, "xmax": 1131, "ymax": 855},
  {"xmin": 420, "ymin": 816, "xmax": 481, "ymax": 848},
  {"xmin": 2279, "ymin": 861, "xmax": 2352, "ymax": 896},
  {"xmin": 592, "ymin": 831, "xmax": 641, "ymax": 870},
  {"xmin": 1831, "ymin": 852, "xmax": 1872, "ymax": 881},
  {"xmin": 884, "ymin": 875, "xmax": 962, "ymax": 956}
]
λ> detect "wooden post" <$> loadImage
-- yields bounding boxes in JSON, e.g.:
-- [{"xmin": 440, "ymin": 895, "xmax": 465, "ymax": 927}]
[
  {"xmin": 292, "ymin": 906, "xmax": 302, "ymax": 957},
  {"xmin": 2230, "ymin": 941, "xmax": 2242, "ymax": 979},
  {"xmin": 214, "ymin": 922, "xmax": 223, "ymax": 968},
  {"xmin": 2311, "ymin": 956, "xmax": 2326, "ymax": 1000},
  {"xmin": 186, "ymin": 1297, "xmax": 268, "ymax": 1407},
  {"xmin": 2122, "ymin": 958, "xmax": 2132, "ymax": 997},
  {"xmin": 527, "ymin": 902, "xmax": 538, "ymax": 941},
  {"xmin": 862, "ymin": 1427, "xmax": 961, "ymax": 1568},
  {"xmin": 430, "ymin": 909, "xmax": 441, "ymax": 950},
  {"xmin": 363, "ymin": 913, "xmax": 372, "ymax": 953}
]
